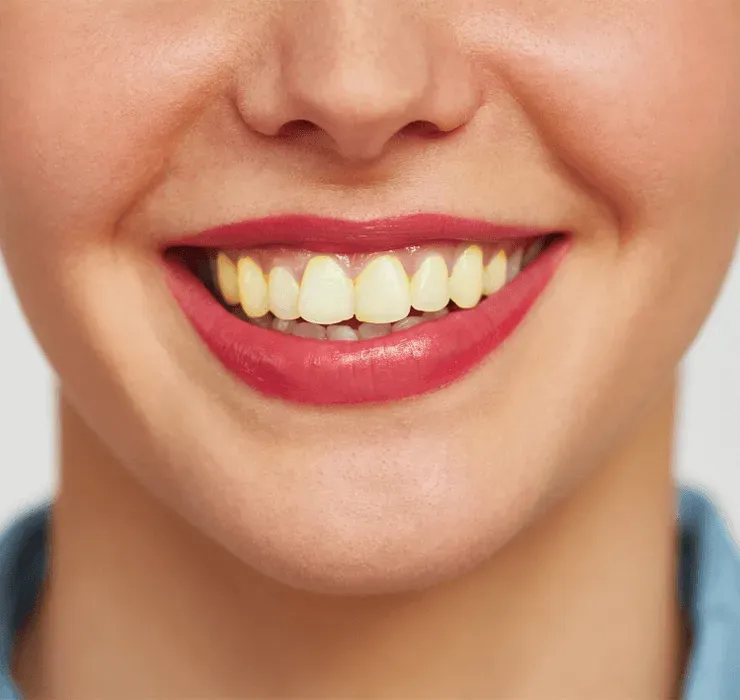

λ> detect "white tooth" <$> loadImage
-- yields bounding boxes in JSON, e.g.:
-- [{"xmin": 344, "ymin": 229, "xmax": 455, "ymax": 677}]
[
  {"xmin": 327, "ymin": 324, "xmax": 359, "ymax": 341},
  {"xmin": 292, "ymin": 322, "xmax": 327, "ymax": 340},
  {"xmin": 272, "ymin": 318, "xmax": 296, "ymax": 334},
  {"xmin": 268, "ymin": 266, "xmax": 300, "ymax": 320},
  {"xmin": 422, "ymin": 308, "xmax": 449, "ymax": 320},
  {"xmin": 448, "ymin": 245, "xmax": 483, "ymax": 308},
  {"xmin": 215, "ymin": 253, "xmax": 240, "ymax": 306},
  {"xmin": 507, "ymin": 248, "xmax": 524, "ymax": 282},
  {"xmin": 522, "ymin": 238, "xmax": 545, "ymax": 267},
  {"xmin": 238, "ymin": 257, "xmax": 270, "ymax": 318},
  {"xmin": 410, "ymin": 255, "xmax": 449, "ymax": 312},
  {"xmin": 355, "ymin": 255, "xmax": 411, "ymax": 324},
  {"xmin": 391, "ymin": 316, "xmax": 425, "ymax": 333},
  {"xmin": 298, "ymin": 256, "xmax": 354, "ymax": 325},
  {"xmin": 357, "ymin": 322, "xmax": 392, "ymax": 340},
  {"xmin": 482, "ymin": 250, "xmax": 507, "ymax": 296}
]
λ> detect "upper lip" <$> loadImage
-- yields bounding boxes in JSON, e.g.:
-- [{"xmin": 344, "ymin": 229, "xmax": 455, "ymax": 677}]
[{"xmin": 166, "ymin": 214, "xmax": 559, "ymax": 253}]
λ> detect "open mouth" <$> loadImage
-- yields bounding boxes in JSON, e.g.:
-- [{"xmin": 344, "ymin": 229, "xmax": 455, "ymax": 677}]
[{"xmin": 163, "ymin": 215, "xmax": 570, "ymax": 405}]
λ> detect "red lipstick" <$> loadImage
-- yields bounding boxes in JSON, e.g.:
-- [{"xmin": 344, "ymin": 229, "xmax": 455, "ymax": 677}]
[{"xmin": 163, "ymin": 215, "xmax": 570, "ymax": 405}]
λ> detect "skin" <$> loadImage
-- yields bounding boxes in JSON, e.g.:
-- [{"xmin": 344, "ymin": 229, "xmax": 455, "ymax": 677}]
[{"xmin": 0, "ymin": 0, "xmax": 738, "ymax": 696}]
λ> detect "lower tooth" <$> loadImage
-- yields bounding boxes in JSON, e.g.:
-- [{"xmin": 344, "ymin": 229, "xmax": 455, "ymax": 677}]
[
  {"xmin": 391, "ymin": 316, "xmax": 425, "ymax": 332},
  {"xmin": 357, "ymin": 322, "xmax": 392, "ymax": 340},
  {"xmin": 292, "ymin": 322, "xmax": 327, "ymax": 340},
  {"xmin": 250, "ymin": 314, "xmax": 272, "ymax": 329},
  {"xmin": 272, "ymin": 318, "xmax": 296, "ymax": 334},
  {"xmin": 327, "ymin": 325, "xmax": 359, "ymax": 341},
  {"xmin": 422, "ymin": 308, "xmax": 449, "ymax": 320}
]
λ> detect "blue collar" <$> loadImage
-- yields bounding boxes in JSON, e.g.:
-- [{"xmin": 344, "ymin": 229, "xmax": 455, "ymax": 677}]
[{"xmin": 2, "ymin": 486, "xmax": 740, "ymax": 698}]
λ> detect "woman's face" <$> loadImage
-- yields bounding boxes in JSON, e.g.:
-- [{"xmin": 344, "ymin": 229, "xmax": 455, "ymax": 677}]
[{"xmin": 1, "ymin": 0, "xmax": 738, "ymax": 593}]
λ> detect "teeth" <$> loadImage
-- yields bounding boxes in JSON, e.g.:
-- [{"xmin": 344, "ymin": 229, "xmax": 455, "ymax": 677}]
[
  {"xmin": 216, "ymin": 253, "xmax": 240, "ymax": 306},
  {"xmin": 391, "ymin": 316, "xmax": 425, "ymax": 333},
  {"xmin": 238, "ymin": 257, "xmax": 270, "ymax": 318},
  {"xmin": 410, "ymin": 254, "xmax": 449, "ymax": 312},
  {"xmin": 292, "ymin": 321, "xmax": 327, "ymax": 340},
  {"xmin": 268, "ymin": 267, "xmax": 300, "ymax": 320},
  {"xmin": 216, "ymin": 238, "xmax": 547, "ymax": 332},
  {"xmin": 357, "ymin": 322, "xmax": 392, "ymax": 339},
  {"xmin": 272, "ymin": 318, "xmax": 296, "ymax": 334},
  {"xmin": 422, "ymin": 308, "xmax": 449, "ymax": 320},
  {"xmin": 482, "ymin": 250, "xmax": 507, "ymax": 296},
  {"xmin": 522, "ymin": 238, "xmax": 545, "ymax": 267},
  {"xmin": 448, "ymin": 245, "xmax": 483, "ymax": 308},
  {"xmin": 298, "ymin": 256, "xmax": 354, "ymax": 325},
  {"xmin": 354, "ymin": 255, "xmax": 411, "ymax": 324},
  {"xmin": 507, "ymin": 248, "xmax": 523, "ymax": 282},
  {"xmin": 327, "ymin": 324, "xmax": 359, "ymax": 341}
]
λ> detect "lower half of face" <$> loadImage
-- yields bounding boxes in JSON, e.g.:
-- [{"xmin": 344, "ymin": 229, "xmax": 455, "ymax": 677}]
[{"xmin": 0, "ymin": 0, "xmax": 738, "ymax": 594}]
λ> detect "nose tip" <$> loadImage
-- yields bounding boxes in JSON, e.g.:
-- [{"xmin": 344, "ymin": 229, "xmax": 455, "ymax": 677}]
[{"xmin": 236, "ymin": 4, "xmax": 479, "ymax": 163}]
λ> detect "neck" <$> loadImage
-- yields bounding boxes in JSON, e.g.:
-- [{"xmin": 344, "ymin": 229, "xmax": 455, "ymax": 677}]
[{"xmin": 14, "ymin": 382, "xmax": 689, "ymax": 699}]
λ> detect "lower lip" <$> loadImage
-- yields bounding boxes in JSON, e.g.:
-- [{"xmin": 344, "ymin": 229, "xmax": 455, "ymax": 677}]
[{"xmin": 164, "ymin": 237, "xmax": 570, "ymax": 405}]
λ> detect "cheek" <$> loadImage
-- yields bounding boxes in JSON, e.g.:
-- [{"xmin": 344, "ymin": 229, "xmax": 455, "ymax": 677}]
[
  {"xmin": 464, "ymin": 0, "xmax": 740, "ymax": 228},
  {"xmin": 0, "ymin": 3, "xmax": 240, "ymax": 255}
]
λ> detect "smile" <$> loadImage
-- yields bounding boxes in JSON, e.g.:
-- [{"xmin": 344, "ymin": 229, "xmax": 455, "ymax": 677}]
[{"xmin": 163, "ymin": 214, "xmax": 570, "ymax": 404}]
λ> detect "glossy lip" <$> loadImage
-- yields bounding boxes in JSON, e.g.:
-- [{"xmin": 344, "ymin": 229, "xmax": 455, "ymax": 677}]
[
  {"xmin": 166, "ymin": 213, "xmax": 548, "ymax": 253},
  {"xmin": 163, "ymin": 215, "xmax": 571, "ymax": 405}
]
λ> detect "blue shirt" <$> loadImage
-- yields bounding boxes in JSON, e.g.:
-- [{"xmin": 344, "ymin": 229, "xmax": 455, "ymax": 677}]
[{"xmin": 1, "ymin": 486, "xmax": 739, "ymax": 698}]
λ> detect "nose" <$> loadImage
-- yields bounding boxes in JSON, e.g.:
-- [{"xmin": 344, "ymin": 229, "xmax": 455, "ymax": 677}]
[{"xmin": 235, "ymin": 1, "xmax": 480, "ymax": 162}]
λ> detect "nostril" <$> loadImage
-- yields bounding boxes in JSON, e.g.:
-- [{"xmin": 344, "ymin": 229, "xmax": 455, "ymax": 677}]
[
  {"xmin": 401, "ymin": 120, "xmax": 445, "ymax": 138},
  {"xmin": 276, "ymin": 119, "xmax": 319, "ymax": 139}
]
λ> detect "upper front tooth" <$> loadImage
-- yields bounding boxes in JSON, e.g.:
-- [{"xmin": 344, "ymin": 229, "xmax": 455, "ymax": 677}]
[
  {"xmin": 410, "ymin": 254, "xmax": 449, "ymax": 312},
  {"xmin": 448, "ymin": 245, "xmax": 483, "ymax": 308},
  {"xmin": 268, "ymin": 266, "xmax": 300, "ymax": 320},
  {"xmin": 354, "ymin": 255, "xmax": 411, "ymax": 324},
  {"xmin": 215, "ymin": 253, "xmax": 240, "ymax": 306},
  {"xmin": 238, "ymin": 256, "xmax": 270, "ymax": 317},
  {"xmin": 482, "ymin": 250, "xmax": 507, "ymax": 296},
  {"xmin": 298, "ymin": 256, "xmax": 354, "ymax": 325},
  {"xmin": 507, "ymin": 248, "xmax": 523, "ymax": 282}
]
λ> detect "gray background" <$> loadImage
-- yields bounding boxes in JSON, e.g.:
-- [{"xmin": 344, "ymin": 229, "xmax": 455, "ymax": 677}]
[{"xmin": 2, "ymin": 248, "xmax": 739, "ymax": 541}]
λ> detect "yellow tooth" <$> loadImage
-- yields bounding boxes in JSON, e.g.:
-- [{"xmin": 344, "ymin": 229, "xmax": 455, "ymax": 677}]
[
  {"xmin": 449, "ymin": 245, "xmax": 483, "ymax": 308},
  {"xmin": 238, "ymin": 257, "xmax": 269, "ymax": 318},
  {"xmin": 268, "ymin": 266, "xmax": 300, "ymax": 320},
  {"xmin": 410, "ymin": 254, "xmax": 449, "ymax": 312},
  {"xmin": 215, "ymin": 252, "xmax": 240, "ymax": 306},
  {"xmin": 298, "ymin": 256, "xmax": 354, "ymax": 325},
  {"xmin": 355, "ymin": 255, "xmax": 411, "ymax": 323},
  {"xmin": 482, "ymin": 250, "xmax": 507, "ymax": 295}
]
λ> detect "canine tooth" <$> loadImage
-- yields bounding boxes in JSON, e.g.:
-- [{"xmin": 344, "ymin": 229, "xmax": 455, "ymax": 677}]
[
  {"xmin": 269, "ymin": 267, "xmax": 300, "ymax": 320},
  {"xmin": 238, "ymin": 257, "xmax": 269, "ymax": 317},
  {"xmin": 507, "ymin": 248, "xmax": 524, "ymax": 282},
  {"xmin": 272, "ymin": 318, "xmax": 296, "ymax": 334},
  {"xmin": 355, "ymin": 255, "xmax": 411, "ymax": 323},
  {"xmin": 522, "ymin": 238, "xmax": 545, "ymax": 267},
  {"xmin": 292, "ymin": 322, "xmax": 327, "ymax": 340},
  {"xmin": 422, "ymin": 308, "xmax": 449, "ymax": 320},
  {"xmin": 410, "ymin": 255, "xmax": 449, "ymax": 312},
  {"xmin": 327, "ymin": 325, "xmax": 359, "ymax": 341},
  {"xmin": 358, "ymin": 322, "xmax": 392, "ymax": 339},
  {"xmin": 392, "ymin": 316, "xmax": 425, "ymax": 332},
  {"xmin": 449, "ymin": 245, "xmax": 483, "ymax": 308},
  {"xmin": 483, "ymin": 250, "xmax": 507, "ymax": 295},
  {"xmin": 298, "ymin": 256, "xmax": 354, "ymax": 325},
  {"xmin": 216, "ymin": 253, "xmax": 240, "ymax": 306}
]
